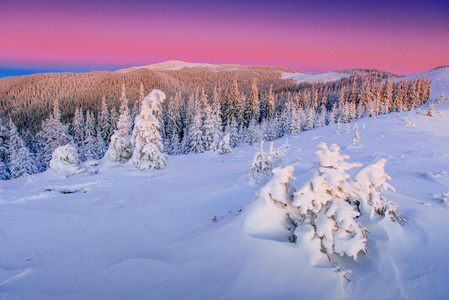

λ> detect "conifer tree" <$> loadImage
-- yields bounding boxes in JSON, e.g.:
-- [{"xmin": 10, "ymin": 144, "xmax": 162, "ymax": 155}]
[
  {"xmin": 245, "ymin": 79, "xmax": 260, "ymax": 125},
  {"xmin": 39, "ymin": 99, "xmax": 72, "ymax": 166},
  {"xmin": 106, "ymin": 90, "xmax": 133, "ymax": 162},
  {"xmin": 189, "ymin": 114, "xmax": 204, "ymax": 153},
  {"xmin": 0, "ymin": 119, "xmax": 10, "ymax": 180},
  {"xmin": 131, "ymin": 89, "xmax": 167, "ymax": 170},
  {"xmin": 8, "ymin": 119, "xmax": 37, "ymax": 178},
  {"xmin": 98, "ymin": 96, "xmax": 111, "ymax": 146},
  {"xmin": 71, "ymin": 107, "xmax": 85, "ymax": 161},
  {"xmin": 83, "ymin": 111, "xmax": 97, "ymax": 160},
  {"xmin": 292, "ymin": 143, "xmax": 367, "ymax": 260},
  {"xmin": 265, "ymin": 85, "xmax": 276, "ymax": 120}
]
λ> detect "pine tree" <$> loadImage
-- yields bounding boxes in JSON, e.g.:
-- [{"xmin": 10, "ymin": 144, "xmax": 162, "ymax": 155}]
[
  {"xmin": 39, "ymin": 99, "xmax": 72, "ymax": 166},
  {"xmin": 216, "ymin": 133, "xmax": 232, "ymax": 155},
  {"xmin": 8, "ymin": 119, "xmax": 37, "ymax": 178},
  {"xmin": 265, "ymin": 85, "xmax": 275, "ymax": 120},
  {"xmin": 245, "ymin": 119, "xmax": 261, "ymax": 145},
  {"xmin": 98, "ymin": 96, "xmax": 111, "ymax": 146},
  {"xmin": 351, "ymin": 158, "xmax": 404, "ymax": 223},
  {"xmin": 131, "ymin": 89, "xmax": 167, "ymax": 170},
  {"xmin": 351, "ymin": 128, "xmax": 360, "ymax": 147},
  {"xmin": 0, "ymin": 118, "xmax": 11, "ymax": 180},
  {"xmin": 245, "ymin": 79, "xmax": 260, "ymax": 125},
  {"xmin": 106, "ymin": 91, "xmax": 133, "ymax": 162},
  {"xmin": 71, "ymin": 107, "xmax": 85, "ymax": 161},
  {"xmin": 83, "ymin": 111, "xmax": 97, "ymax": 160},
  {"xmin": 189, "ymin": 114, "xmax": 205, "ymax": 153},
  {"xmin": 292, "ymin": 143, "xmax": 367, "ymax": 260}
]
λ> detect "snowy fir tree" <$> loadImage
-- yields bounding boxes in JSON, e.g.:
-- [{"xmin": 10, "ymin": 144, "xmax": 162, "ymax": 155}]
[
  {"xmin": 8, "ymin": 119, "xmax": 37, "ymax": 178},
  {"xmin": 39, "ymin": 99, "xmax": 72, "ymax": 167},
  {"xmin": 351, "ymin": 158, "xmax": 404, "ymax": 223},
  {"xmin": 98, "ymin": 96, "xmax": 111, "ymax": 146},
  {"xmin": 216, "ymin": 133, "xmax": 232, "ymax": 155},
  {"xmin": 291, "ymin": 143, "xmax": 368, "ymax": 260},
  {"xmin": 189, "ymin": 114, "xmax": 205, "ymax": 154},
  {"xmin": 106, "ymin": 90, "xmax": 133, "ymax": 162},
  {"xmin": 334, "ymin": 120, "xmax": 341, "ymax": 135},
  {"xmin": 427, "ymin": 102, "xmax": 435, "ymax": 117},
  {"xmin": 250, "ymin": 142, "xmax": 273, "ymax": 179},
  {"xmin": 245, "ymin": 79, "xmax": 260, "ymax": 125},
  {"xmin": 351, "ymin": 128, "xmax": 360, "ymax": 147},
  {"xmin": 437, "ymin": 92, "xmax": 446, "ymax": 104},
  {"xmin": 245, "ymin": 119, "xmax": 261, "ymax": 145},
  {"xmin": 131, "ymin": 89, "xmax": 167, "ymax": 170},
  {"xmin": 0, "ymin": 119, "xmax": 10, "ymax": 180},
  {"xmin": 71, "ymin": 107, "xmax": 85, "ymax": 161},
  {"xmin": 83, "ymin": 111, "xmax": 97, "ymax": 160}
]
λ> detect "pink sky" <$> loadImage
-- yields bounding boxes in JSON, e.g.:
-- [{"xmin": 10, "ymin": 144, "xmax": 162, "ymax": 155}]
[{"xmin": 1, "ymin": 0, "xmax": 448, "ymax": 75}]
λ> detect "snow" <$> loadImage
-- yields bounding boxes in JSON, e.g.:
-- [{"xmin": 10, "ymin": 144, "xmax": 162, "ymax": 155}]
[
  {"xmin": 1, "ymin": 70, "xmax": 449, "ymax": 299},
  {"xmin": 282, "ymin": 71, "xmax": 351, "ymax": 84}
]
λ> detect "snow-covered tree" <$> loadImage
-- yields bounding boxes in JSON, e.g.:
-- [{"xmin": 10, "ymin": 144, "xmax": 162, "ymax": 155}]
[
  {"xmin": 98, "ymin": 96, "xmax": 111, "ymax": 146},
  {"xmin": 39, "ymin": 99, "xmax": 72, "ymax": 166},
  {"xmin": 106, "ymin": 91, "xmax": 133, "ymax": 162},
  {"xmin": 71, "ymin": 107, "xmax": 85, "ymax": 160},
  {"xmin": 216, "ymin": 133, "xmax": 232, "ymax": 155},
  {"xmin": 245, "ymin": 79, "xmax": 260, "ymax": 125},
  {"xmin": 437, "ymin": 92, "xmax": 446, "ymax": 104},
  {"xmin": 250, "ymin": 142, "xmax": 273, "ymax": 179},
  {"xmin": 292, "ymin": 143, "xmax": 368, "ymax": 260},
  {"xmin": 351, "ymin": 158, "xmax": 404, "ymax": 223},
  {"xmin": 427, "ymin": 102, "xmax": 435, "ymax": 117},
  {"xmin": 83, "ymin": 111, "xmax": 97, "ymax": 160},
  {"xmin": 351, "ymin": 128, "xmax": 360, "ymax": 147},
  {"xmin": 245, "ymin": 119, "xmax": 261, "ymax": 145},
  {"xmin": 0, "ymin": 119, "xmax": 10, "ymax": 180},
  {"xmin": 189, "ymin": 114, "xmax": 205, "ymax": 153},
  {"xmin": 8, "ymin": 119, "xmax": 37, "ymax": 178},
  {"xmin": 49, "ymin": 144, "xmax": 80, "ymax": 173},
  {"xmin": 131, "ymin": 89, "xmax": 167, "ymax": 170}
]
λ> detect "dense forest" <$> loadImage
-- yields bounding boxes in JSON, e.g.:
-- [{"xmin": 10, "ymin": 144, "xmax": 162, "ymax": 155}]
[{"xmin": 0, "ymin": 65, "xmax": 432, "ymax": 180}]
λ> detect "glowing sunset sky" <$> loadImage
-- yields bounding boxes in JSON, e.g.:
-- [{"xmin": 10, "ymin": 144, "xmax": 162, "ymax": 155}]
[{"xmin": 0, "ymin": 0, "xmax": 448, "ymax": 77}]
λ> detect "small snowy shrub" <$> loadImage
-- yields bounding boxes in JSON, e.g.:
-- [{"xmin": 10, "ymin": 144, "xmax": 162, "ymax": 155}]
[
  {"xmin": 49, "ymin": 144, "xmax": 78, "ymax": 171},
  {"xmin": 404, "ymin": 117, "xmax": 414, "ymax": 126},
  {"xmin": 351, "ymin": 129, "xmax": 360, "ymax": 147},
  {"xmin": 251, "ymin": 140, "xmax": 290, "ymax": 179},
  {"xmin": 351, "ymin": 158, "xmax": 404, "ymax": 223},
  {"xmin": 216, "ymin": 133, "xmax": 232, "ymax": 155},
  {"xmin": 291, "ymin": 143, "xmax": 368, "ymax": 260},
  {"xmin": 434, "ymin": 192, "xmax": 449, "ymax": 205},
  {"xmin": 334, "ymin": 121, "xmax": 341, "ymax": 135},
  {"xmin": 250, "ymin": 142, "xmax": 272, "ymax": 179},
  {"xmin": 427, "ymin": 103, "xmax": 435, "ymax": 117}
]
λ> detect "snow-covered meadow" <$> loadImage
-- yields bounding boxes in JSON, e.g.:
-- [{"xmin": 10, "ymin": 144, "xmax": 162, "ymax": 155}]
[{"xmin": 1, "ymin": 68, "xmax": 449, "ymax": 299}]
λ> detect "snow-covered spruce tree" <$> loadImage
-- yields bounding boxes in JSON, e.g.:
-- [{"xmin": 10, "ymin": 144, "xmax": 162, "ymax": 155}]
[
  {"xmin": 245, "ymin": 79, "xmax": 260, "ymax": 126},
  {"xmin": 131, "ymin": 89, "xmax": 167, "ymax": 170},
  {"xmin": 427, "ymin": 102, "xmax": 435, "ymax": 117},
  {"xmin": 437, "ymin": 92, "xmax": 446, "ymax": 104},
  {"xmin": 71, "ymin": 107, "xmax": 85, "ymax": 161},
  {"xmin": 8, "ymin": 119, "xmax": 37, "ymax": 178},
  {"xmin": 98, "ymin": 96, "xmax": 111, "ymax": 146},
  {"xmin": 39, "ymin": 99, "xmax": 72, "ymax": 167},
  {"xmin": 245, "ymin": 119, "xmax": 261, "ymax": 145},
  {"xmin": 351, "ymin": 158, "xmax": 404, "ymax": 223},
  {"xmin": 202, "ymin": 101, "xmax": 215, "ymax": 151},
  {"xmin": 292, "ymin": 143, "xmax": 368, "ymax": 260},
  {"xmin": 189, "ymin": 114, "xmax": 205, "ymax": 153},
  {"xmin": 216, "ymin": 133, "xmax": 232, "ymax": 155},
  {"xmin": 250, "ymin": 142, "xmax": 273, "ymax": 179},
  {"xmin": 106, "ymin": 91, "xmax": 133, "ymax": 162},
  {"xmin": 83, "ymin": 111, "xmax": 97, "ymax": 160},
  {"xmin": 351, "ymin": 128, "xmax": 360, "ymax": 147},
  {"xmin": 0, "ymin": 119, "xmax": 10, "ymax": 180},
  {"xmin": 334, "ymin": 120, "xmax": 341, "ymax": 135}
]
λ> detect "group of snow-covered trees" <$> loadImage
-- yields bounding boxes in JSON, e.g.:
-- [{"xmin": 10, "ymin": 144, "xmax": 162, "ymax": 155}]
[
  {"xmin": 248, "ymin": 142, "xmax": 404, "ymax": 261},
  {"xmin": 0, "ymin": 72, "xmax": 433, "ymax": 180}
]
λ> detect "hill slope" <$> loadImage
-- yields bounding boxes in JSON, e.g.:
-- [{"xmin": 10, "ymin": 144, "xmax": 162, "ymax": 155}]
[{"xmin": 0, "ymin": 69, "xmax": 448, "ymax": 299}]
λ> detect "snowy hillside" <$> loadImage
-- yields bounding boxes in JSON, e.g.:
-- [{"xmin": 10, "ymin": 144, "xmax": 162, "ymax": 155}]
[
  {"xmin": 282, "ymin": 71, "xmax": 351, "ymax": 84},
  {"xmin": 118, "ymin": 60, "xmax": 219, "ymax": 72},
  {"xmin": 1, "ymin": 71, "xmax": 449, "ymax": 299}
]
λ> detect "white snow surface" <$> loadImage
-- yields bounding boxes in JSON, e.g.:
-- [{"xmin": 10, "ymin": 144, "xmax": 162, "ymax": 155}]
[
  {"xmin": 282, "ymin": 71, "xmax": 351, "ymax": 84},
  {"xmin": 1, "ymin": 70, "xmax": 449, "ymax": 299}
]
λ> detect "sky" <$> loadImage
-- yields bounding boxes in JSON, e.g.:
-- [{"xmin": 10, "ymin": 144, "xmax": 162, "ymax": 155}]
[{"xmin": 0, "ymin": 0, "xmax": 448, "ymax": 77}]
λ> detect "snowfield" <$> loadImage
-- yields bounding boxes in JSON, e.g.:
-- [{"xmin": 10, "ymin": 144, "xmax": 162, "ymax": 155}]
[
  {"xmin": 282, "ymin": 71, "xmax": 352, "ymax": 84},
  {"xmin": 1, "ymin": 68, "xmax": 449, "ymax": 299}
]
